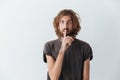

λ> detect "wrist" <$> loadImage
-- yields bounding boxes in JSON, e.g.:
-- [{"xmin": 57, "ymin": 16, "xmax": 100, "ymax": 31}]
[{"xmin": 59, "ymin": 47, "xmax": 65, "ymax": 54}]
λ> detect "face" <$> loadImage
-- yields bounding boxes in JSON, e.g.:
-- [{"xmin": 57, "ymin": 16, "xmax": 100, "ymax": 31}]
[{"xmin": 58, "ymin": 16, "xmax": 73, "ymax": 37}]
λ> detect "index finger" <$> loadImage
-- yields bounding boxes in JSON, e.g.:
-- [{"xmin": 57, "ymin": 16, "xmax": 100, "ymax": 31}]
[{"xmin": 63, "ymin": 30, "xmax": 66, "ymax": 38}]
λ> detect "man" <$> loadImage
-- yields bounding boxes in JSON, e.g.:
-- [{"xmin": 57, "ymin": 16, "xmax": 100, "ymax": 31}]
[{"xmin": 43, "ymin": 9, "xmax": 93, "ymax": 80}]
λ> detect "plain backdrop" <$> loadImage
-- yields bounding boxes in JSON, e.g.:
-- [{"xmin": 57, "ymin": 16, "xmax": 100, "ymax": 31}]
[{"xmin": 0, "ymin": 0, "xmax": 120, "ymax": 80}]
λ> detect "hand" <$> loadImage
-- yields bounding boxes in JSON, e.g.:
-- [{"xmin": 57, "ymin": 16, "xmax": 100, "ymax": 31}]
[{"xmin": 61, "ymin": 30, "xmax": 74, "ymax": 51}]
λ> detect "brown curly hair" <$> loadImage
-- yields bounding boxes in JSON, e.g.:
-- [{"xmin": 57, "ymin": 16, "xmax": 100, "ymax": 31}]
[{"xmin": 53, "ymin": 9, "xmax": 81, "ymax": 38}]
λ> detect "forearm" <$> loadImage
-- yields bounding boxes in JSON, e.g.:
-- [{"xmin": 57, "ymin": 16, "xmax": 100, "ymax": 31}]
[
  {"xmin": 83, "ymin": 77, "xmax": 89, "ymax": 80},
  {"xmin": 83, "ymin": 59, "xmax": 90, "ymax": 80},
  {"xmin": 49, "ymin": 48, "xmax": 65, "ymax": 80}
]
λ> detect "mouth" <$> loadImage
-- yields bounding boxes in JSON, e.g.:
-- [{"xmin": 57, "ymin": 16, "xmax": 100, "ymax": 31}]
[
  {"xmin": 63, "ymin": 30, "xmax": 69, "ymax": 35},
  {"xmin": 62, "ymin": 29, "xmax": 70, "ymax": 36},
  {"xmin": 62, "ymin": 28, "xmax": 69, "ymax": 33}
]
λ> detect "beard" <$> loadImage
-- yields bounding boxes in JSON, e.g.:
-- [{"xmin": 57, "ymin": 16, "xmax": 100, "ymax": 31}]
[{"xmin": 58, "ymin": 28, "xmax": 75, "ymax": 37}]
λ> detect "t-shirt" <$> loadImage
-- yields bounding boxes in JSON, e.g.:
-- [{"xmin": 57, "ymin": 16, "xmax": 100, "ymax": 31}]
[{"xmin": 43, "ymin": 38, "xmax": 93, "ymax": 80}]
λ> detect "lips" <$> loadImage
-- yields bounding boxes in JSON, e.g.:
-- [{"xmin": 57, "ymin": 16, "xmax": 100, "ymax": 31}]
[{"xmin": 62, "ymin": 28, "xmax": 69, "ymax": 32}]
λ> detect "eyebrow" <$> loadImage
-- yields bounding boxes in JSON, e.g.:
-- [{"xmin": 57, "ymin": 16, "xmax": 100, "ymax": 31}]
[
  {"xmin": 67, "ymin": 17, "xmax": 72, "ymax": 21},
  {"xmin": 60, "ymin": 19, "xmax": 72, "ymax": 21}
]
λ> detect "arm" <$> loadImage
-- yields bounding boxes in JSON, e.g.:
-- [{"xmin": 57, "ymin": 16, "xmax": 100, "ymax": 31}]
[
  {"xmin": 83, "ymin": 58, "xmax": 90, "ymax": 80},
  {"xmin": 46, "ymin": 30, "xmax": 74, "ymax": 80},
  {"xmin": 46, "ymin": 48, "xmax": 65, "ymax": 80}
]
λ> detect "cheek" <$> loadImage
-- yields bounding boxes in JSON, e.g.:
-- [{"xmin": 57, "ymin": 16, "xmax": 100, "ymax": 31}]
[
  {"xmin": 58, "ymin": 26, "xmax": 62, "ymax": 32},
  {"xmin": 58, "ymin": 25, "xmax": 64, "ymax": 30},
  {"xmin": 69, "ymin": 26, "xmax": 73, "ymax": 31}
]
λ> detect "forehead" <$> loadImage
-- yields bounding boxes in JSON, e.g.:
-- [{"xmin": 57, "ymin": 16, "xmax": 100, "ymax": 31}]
[{"xmin": 59, "ymin": 15, "xmax": 72, "ymax": 21}]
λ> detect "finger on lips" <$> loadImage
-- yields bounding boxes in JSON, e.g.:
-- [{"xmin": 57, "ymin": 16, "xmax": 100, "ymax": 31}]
[{"xmin": 63, "ymin": 30, "xmax": 66, "ymax": 38}]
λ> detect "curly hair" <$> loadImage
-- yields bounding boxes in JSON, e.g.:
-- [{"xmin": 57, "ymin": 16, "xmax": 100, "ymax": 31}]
[{"xmin": 53, "ymin": 9, "xmax": 81, "ymax": 38}]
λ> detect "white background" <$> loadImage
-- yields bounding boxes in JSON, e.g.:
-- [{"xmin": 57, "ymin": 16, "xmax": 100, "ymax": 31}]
[{"xmin": 0, "ymin": 0, "xmax": 120, "ymax": 80}]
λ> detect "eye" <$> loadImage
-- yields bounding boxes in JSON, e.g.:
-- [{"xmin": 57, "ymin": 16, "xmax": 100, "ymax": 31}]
[
  {"xmin": 60, "ymin": 20, "xmax": 64, "ymax": 24},
  {"xmin": 68, "ymin": 20, "xmax": 72, "ymax": 24}
]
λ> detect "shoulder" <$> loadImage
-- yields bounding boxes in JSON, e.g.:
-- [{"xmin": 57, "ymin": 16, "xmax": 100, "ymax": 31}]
[
  {"xmin": 74, "ymin": 39, "xmax": 92, "ymax": 51},
  {"xmin": 75, "ymin": 38, "xmax": 91, "ymax": 47},
  {"xmin": 76, "ymin": 39, "xmax": 93, "ymax": 60},
  {"xmin": 44, "ymin": 39, "xmax": 59, "ymax": 46}
]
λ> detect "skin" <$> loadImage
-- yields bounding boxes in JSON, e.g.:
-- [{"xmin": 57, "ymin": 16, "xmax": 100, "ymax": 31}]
[{"xmin": 46, "ymin": 15, "xmax": 90, "ymax": 80}]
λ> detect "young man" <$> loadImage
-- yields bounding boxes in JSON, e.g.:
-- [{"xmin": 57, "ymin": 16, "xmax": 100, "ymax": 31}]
[{"xmin": 43, "ymin": 9, "xmax": 93, "ymax": 80}]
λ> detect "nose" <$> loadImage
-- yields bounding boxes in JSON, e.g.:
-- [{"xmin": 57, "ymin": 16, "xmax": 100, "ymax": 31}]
[{"xmin": 64, "ymin": 22, "xmax": 68, "ymax": 28}]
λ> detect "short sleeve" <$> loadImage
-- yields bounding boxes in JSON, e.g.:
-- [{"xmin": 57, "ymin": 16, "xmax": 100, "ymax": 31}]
[
  {"xmin": 83, "ymin": 43, "xmax": 93, "ymax": 61},
  {"xmin": 43, "ymin": 42, "xmax": 52, "ymax": 63}
]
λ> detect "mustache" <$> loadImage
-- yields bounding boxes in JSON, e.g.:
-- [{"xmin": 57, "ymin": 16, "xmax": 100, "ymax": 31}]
[{"xmin": 62, "ymin": 28, "xmax": 69, "ymax": 32}]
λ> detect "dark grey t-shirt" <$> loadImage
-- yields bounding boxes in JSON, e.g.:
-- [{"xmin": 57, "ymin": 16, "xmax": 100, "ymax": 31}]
[{"xmin": 43, "ymin": 38, "xmax": 93, "ymax": 80}]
